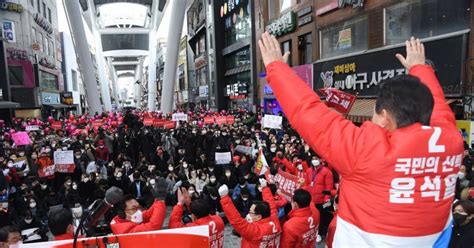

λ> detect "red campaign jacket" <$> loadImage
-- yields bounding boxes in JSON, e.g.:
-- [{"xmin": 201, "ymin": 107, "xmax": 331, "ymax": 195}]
[
  {"xmin": 281, "ymin": 204, "xmax": 320, "ymax": 248},
  {"xmin": 326, "ymin": 211, "xmax": 338, "ymax": 248},
  {"xmin": 274, "ymin": 194, "xmax": 288, "ymax": 209},
  {"xmin": 169, "ymin": 204, "xmax": 225, "ymax": 248},
  {"xmin": 267, "ymin": 61, "xmax": 464, "ymax": 245},
  {"xmin": 277, "ymin": 158, "xmax": 309, "ymax": 179},
  {"xmin": 220, "ymin": 187, "xmax": 281, "ymax": 248},
  {"xmin": 110, "ymin": 200, "xmax": 165, "ymax": 235},
  {"xmin": 302, "ymin": 166, "xmax": 333, "ymax": 204},
  {"xmin": 95, "ymin": 147, "xmax": 109, "ymax": 161}
]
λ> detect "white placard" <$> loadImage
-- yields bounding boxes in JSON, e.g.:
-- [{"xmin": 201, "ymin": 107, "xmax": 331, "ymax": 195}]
[
  {"xmin": 21, "ymin": 228, "xmax": 41, "ymax": 242},
  {"xmin": 26, "ymin": 125, "xmax": 40, "ymax": 131},
  {"xmin": 235, "ymin": 145, "xmax": 253, "ymax": 155},
  {"xmin": 215, "ymin": 152, "xmax": 232, "ymax": 165},
  {"xmin": 53, "ymin": 150, "xmax": 74, "ymax": 165},
  {"xmin": 172, "ymin": 113, "xmax": 188, "ymax": 122},
  {"xmin": 263, "ymin": 114, "xmax": 283, "ymax": 129}
]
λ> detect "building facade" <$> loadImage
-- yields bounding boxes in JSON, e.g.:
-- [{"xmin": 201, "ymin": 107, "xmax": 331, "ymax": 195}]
[
  {"xmin": 1, "ymin": 0, "xmax": 66, "ymax": 119},
  {"xmin": 60, "ymin": 32, "xmax": 84, "ymax": 114},
  {"xmin": 256, "ymin": 0, "xmax": 472, "ymax": 121}
]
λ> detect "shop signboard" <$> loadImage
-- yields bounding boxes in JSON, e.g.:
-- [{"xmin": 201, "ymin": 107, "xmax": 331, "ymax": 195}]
[
  {"xmin": 41, "ymin": 92, "xmax": 60, "ymax": 104},
  {"xmin": 0, "ymin": 2, "xmax": 24, "ymax": 13},
  {"xmin": 316, "ymin": 0, "xmax": 339, "ymax": 16},
  {"xmin": 266, "ymin": 11, "xmax": 297, "ymax": 37},
  {"xmin": 313, "ymin": 35, "xmax": 465, "ymax": 97},
  {"xmin": 60, "ymin": 92, "xmax": 73, "ymax": 105},
  {"xmin": 199, "ymin": 85, "xmax": 209, "ymax": 97}
]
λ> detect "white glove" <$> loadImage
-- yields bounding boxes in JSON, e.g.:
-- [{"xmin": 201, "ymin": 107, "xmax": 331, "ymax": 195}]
[
  {"xmin": 218, "ymin": 184, "xmax": 229, "ymax": 197},
  {"xmin": 259, "ymin": 178, "xmax": 267, "ymax": 188}
]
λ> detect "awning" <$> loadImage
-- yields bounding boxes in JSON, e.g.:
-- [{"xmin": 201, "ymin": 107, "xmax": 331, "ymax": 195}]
[
  {"xmin": 43, "ymin": 103, "xmax": 74, "ymax": 109},
  {"xmin": 345, "ymin": 98, "xmax": 460, "ymax": 123},
  {"xmin": 0, "ymin": 101, "xmax": 20, "ymax": 109}
]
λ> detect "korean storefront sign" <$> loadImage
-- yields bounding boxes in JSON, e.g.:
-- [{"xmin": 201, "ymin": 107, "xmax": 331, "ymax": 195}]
[
  {"xmin": 0, "ymin": 2, "xmax": 23, "ymax": 13},
  {"xmin": 313, "ymin": 35, "xmax": 465, "ymax": 97},
  {"xmin": 266, "ymin": 11, "xmax": 297, "ymax": 37}
]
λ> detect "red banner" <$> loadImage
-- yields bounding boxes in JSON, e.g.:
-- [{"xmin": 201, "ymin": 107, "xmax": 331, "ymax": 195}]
[
  {"xmin": 226, "ymin": 116, "xmax": 235, "ymax": 124},
  {"xmin": 204, "ymin": 117, "xmax": 215, "ymax": 124},
  {"xmin": 144, "ymin": 118, "xmax": 154, "ymax": 126},
  {"xmin": 51, "ymin": 121, "xmax": 62, "ymax": 130},
  {"xmin": 38, "ymin": 164, "xmax": 55, "ymax": 178},
  {"xmin": 153, "ymin": 119, "xmax": 165, "ymax": 127},
  {"xmin": 163, "ymin": 121, "xmax": 176, "ymax": 129},
  {"xmin": 318, "ymin": 87, "xmax": 356, "ymax": 114},
  {"xmin": 215, "ymin": 116, "xmax": 227, "ymax": 125},
  {"xmin": 268, "ymin": 169, "xmax": 299, "ymax": 202},
  {"xmin": 55, "ymin": 164, "xmax": 75, "ymax": 173}
]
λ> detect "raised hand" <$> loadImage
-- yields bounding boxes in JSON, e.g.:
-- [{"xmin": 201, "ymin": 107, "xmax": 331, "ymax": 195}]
[
  {"xmin": 395, "ymin": 37, "xmax": 425, "ymax": 70},
  {"xmin": 258, "ymin": 32, "xmax": 290, "ymax": 67}
]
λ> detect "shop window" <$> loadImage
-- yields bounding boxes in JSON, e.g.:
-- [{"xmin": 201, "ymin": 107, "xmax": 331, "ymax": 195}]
[
  {"xmin": 36, "ymin": 0, "xmax": 40, "ymax": 13},
  {"xmin": 8, "ymin": 66, "xmax": 23, "ymax": 86},
  {"xmin": 44, "ymin": 37, "xmax": 48, "ymax": 55},
  {"xmin": 225, "ymin": 48, "xmax": 250, "ymax": 70},
  {"xmin": 49, "ymin": 40, "xmax": 54, "ymax": 58},
  {"xmin": 40, "ymin": 70, "xmax": 58, "ymax": 91},
  {"xmin": 42, "ymin": 2, "xmax": 46, "ymax": 18},
  {"xmin": 298, "ymin": 32, "xmax": 312, "ymax": 65},
  {"xmin": 385, "ymin": 0, "xmax": 470, "ymax": 45},
  {"xmin": 38, "ymin": 33, "xmax": 43, "ymax": 52},
  {"xmin": 48, "ymin": 8, "xmax": 52, "ymax": 23},
  {"xmin": 223, "ymin": 0, "xmax": 251, "ymax": 47},
  {"xmin": 280, "ymin": 0, "xmax": 292, "ymax": 13},
  {"xmin": 31, "ymin": 27, "xmax": 36, "ymax": 42},
  {"xmin": 71, "ymin": 70, "xmax": 78, "ymax": 91},
  {"xmin": 281, "ymin": 40, "xmax": 292, "ymax": 66},
  {"xmin": 320, "ymin": 15, "xmax": 368, "ymax": 59}
]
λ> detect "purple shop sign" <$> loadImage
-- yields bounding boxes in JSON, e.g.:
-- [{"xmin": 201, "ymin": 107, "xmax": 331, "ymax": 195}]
[
  {"xmin": 7, "ymin": 60, "xmax": 36, "ymax": 88},
  {"xmin": 292, "ymin": 64, "xmax": 313, "ymax": 89}
]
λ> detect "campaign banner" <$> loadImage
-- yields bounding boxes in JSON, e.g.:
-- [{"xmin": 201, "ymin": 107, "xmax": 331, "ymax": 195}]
[
  {"xmin": 19, "ymin": 225, "xmax": 209, "ymax": 248},
  {"xmin": 318, "ymin": 87, "xmax": 356, "ymax": 114},
  {"xmin": 51, "ymin": 121, "xmax": 62, "ymax": 130},
  {"xmin": 268, "ymin": 169, "xmax": 299, "ymax": 202},
  {"xmin": 55, "ymin": 164, "xmax": 75, "ymax": 173},
  {"xmin": 215, "ymin": 116, "xmax": 227, "ymax": 125},
  {"xmin": 215, "ymin": 152, "xmax": 232, "ymax": 165},
  {"xmin": 38, "ymin": 164, "xmax": 55, "ymax": 177},
  {"xmin": 172, "ymin": 113, "xmax": 188, "ymax": 122},
  {"xmin": 25, "ymin": 125, "xmax": 40, "ymax": 131},
  {"xmin": 204, "ymin": 117, "xmax": 215, "ymax": 124},
  {"xmin": 226, "ymin": 116, "xmax": 235, "ymax": 124},
  {"xmin": 163, "ymin": 121, "xmax": 176, "ymax": 129},
  {"xmin": 153, "ymin": 119, "xmax": 165, "ymax": 127},
  {"xmin": 235, "ymin": 145, "xmax": 253, "ymax": 155},
  {"xmin": 144, "ymin": 118, "xmax": 154, "ymax": 126},
  {"xmin": 11, "ymin": 132, "xmax": 32, "ymax": 146},
  {"xmin": 263, "ymin": 115, "xmax": 283, "ymax": 129}
]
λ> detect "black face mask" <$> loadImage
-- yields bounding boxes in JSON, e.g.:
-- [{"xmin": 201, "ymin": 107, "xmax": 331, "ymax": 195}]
[{"xmin": 453, "ymin": 213, "xmax": 468, "ymax": 226}]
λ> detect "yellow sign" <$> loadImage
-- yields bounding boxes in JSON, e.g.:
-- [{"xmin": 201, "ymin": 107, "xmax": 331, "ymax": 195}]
[{"xmin": 334, "ymin": 63, "xmax": 356, "ymax": 74}]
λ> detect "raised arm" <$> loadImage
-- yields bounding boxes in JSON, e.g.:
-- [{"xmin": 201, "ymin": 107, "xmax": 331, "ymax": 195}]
[
  {"xmin": 259, "ymin": 32, "xmax": 363, "ymax": 177},
  {"xmin": 396, "ymin": 37, "xmax": 455, "ymax": 127}
]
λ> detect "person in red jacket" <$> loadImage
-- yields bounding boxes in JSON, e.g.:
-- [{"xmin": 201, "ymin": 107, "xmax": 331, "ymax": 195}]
[
  {"xmin": 326, "ymin": 195, "xmax": 339, "ymax": 248},
  {"xmin": 277, "ymin": 156, "xmax": 309, "ymax": 179},
  {"xmin": 281, "ymin": 189, "xmax": 320, "ymax": 248},
  {"xmin": 110, "ymin": 194, "xmax": 166, "ymax": 234},
  {"xmin": 94, "ymin": 140, "xmax": 109, "ymax": 162},
  {"xmin": 259, "ymin": 33, "xmax": 464, "ymax": 246},
  {"xmin": 219, "ymin": 178, "xmax": 281, "ymax": 248},
  {"xmin": 169, "ymin": 189, "xmax": 225, "ymax": 248}
]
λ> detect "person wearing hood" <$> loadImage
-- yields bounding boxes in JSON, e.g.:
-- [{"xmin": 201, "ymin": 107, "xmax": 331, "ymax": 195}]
[{"xmin": 449, "ymin": 200, "xmax": 474, "ymax": 248}]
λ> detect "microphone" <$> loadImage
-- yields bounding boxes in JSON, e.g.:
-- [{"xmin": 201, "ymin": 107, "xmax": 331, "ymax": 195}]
[{"xmin": 85, "ymin": 186, "xmax": 123, "ymax": 229}]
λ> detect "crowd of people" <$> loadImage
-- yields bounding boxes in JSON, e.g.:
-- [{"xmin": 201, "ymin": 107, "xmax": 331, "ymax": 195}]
[{"xmin": 0, "ymin": 35, "xmax": 472, "ymax": 248}]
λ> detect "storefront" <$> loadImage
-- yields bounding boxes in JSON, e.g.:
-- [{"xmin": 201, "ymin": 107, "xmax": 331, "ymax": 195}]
[{"xmin": 313, "ymin": 32, "xmax": 467, "ymax": 123}]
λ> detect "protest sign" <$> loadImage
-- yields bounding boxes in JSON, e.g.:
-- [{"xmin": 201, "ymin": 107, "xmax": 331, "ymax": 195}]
[
  {"xmin": 263, "ymin": 115, "xmax": 283, "ymax": 129},
  {"xmin": 172, "ymin": 113, "xmax": 188, "ymax": 122},
  {"xmin": 163, "ymin": 121, "xmax": 176, "ymax": 129},
  {"xmin": 92, "ymin": 121, "xmax": 102, "ymax": 128},
  {"xmin": 38, "ymin": 164, "xmax": 55, "ymax": 177},
  {"xmin": 144, "ymin": 118, "xmax": 154, "ymax": 126},
  {"xmin": 215, "ymin": 116, "xmax": 227, "ymax": 125},
  {"xmin": 153, "ymin": 119, "xmax": 165, "ymax": 127},
  {"xmin": 318, "ymin": 87, "xmax": 356, "ymax": 114},
  {"xmin": 11, "ymin": 132, "xmax": 31, "ymax": 146},
  {"xmin": 215, "ymin": 152, "xmax": 232, "ymax": 165},
  {"xmin": 204, "ymin": 117, "xmax": 215, "ymax": 124},
  {"xmin": 226, "ymin": 116, "xmax": 235, "ymax": 124},
  {"xmin": 52, "ymin": 151, "xmax": 75, "ymax": 174},
  {"xmin": 25, "ymin": 125, "xmax": 40, "ymax": 131},
  {"xmin": 13, "ymin": 157, "xmax": 29, "ymax": 176},
  {"xmin": 267, "ymin": 169, "xmax": 299, "ymax": 202},
  {"xmin": 51, "ymin": 122, "xmax": 62, "ymax": 130},
  {"xmin": 235, "ymin": 145, "xmax": 253, "ymax": 155}
]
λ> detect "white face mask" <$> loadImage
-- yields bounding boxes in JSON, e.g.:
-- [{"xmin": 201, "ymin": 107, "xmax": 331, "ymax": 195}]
[
  {"xmin": 116, "ymin": 172, "xmax": 123, "ymax": 178},
  {"xmin": 245, "ymin": 214, "xmax": 253, "ymax": 223},
  {"xmin": 297, "ymin": 164, "xmax": 303, "ymax": 171},
  {"xmin": 183, "ymin": 163, "xmax": 188, "ymax": 169},
  {"xmin": 72, "ymin": 184, "xmax": 78, "ymax": 190},
  {"xmin": 29, "ymin": 202, "xmax": 36, "ymax": 208},
  {"xmin": 210, "ymin": 178, "xmax": 216, "ymax": 183},
  {"xmin": 311, "ymin": 160, "xmax": 320, "ymax": 167},
  {"xmin": 31, "ymin": 155, "xmax": 37, "ymax": 159},
  {"xmin": 270, "ymin": 148, "xmax": 277, "ymax": 153},
  {"xmin": 225, "ymin": 172, "xmax": 231, "ymax": 177},
  {"xmin": 458, "ymin": 172, "xmax": 465, "ymax": 180},
  {"xmin": 19, "ymin": 152, "xmax": 25, "ymax": 157},
  {"xmin": 25, "ymin": 218, "xmax": 33, "ymax": 224},
  {"xmin": 188, "ymin": 190, "xmax": 195, "ymax": 195},
  {"xmin": 41, "ymin": 185, "xmax": 47, "ymax": 190},
  {"xmin": 168, "ymin": 166, "xmax": 174, "ymax": 171},
  {"xmin": 150, "ymin": 179, "xmax": 156, "ymax": 185},
  {"xmin": 131, "ymin": 210, "xmax": 143, "ymax": 224},
  {"xmin": 7, "ymin": 162, "xmax": 14, "ymax": 168}
]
